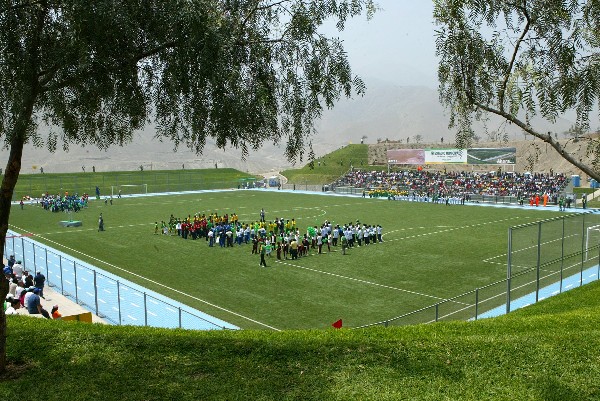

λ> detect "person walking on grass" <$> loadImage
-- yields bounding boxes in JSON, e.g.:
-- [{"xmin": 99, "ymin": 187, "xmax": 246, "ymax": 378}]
[
  {"xmin": 259, "ymin": 243, "xmax": 268, "ymax": 267},
  {"xmin": 98, "ymin": 213, "xmax": 104, "ymax": 231}
]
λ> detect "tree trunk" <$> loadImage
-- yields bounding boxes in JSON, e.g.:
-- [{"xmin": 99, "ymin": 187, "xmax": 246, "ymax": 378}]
[{"xmin": 0, "ymin": 135, "xmax": 26, "ymax": 374}]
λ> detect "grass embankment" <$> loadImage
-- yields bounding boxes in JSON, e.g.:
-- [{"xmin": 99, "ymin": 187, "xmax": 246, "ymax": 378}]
[
  {"xmin": 281, "ymin": 144, "xmax": 384, "ymax": 185},
  {"xmin": 12, "ymin": 168, "xmax": 258, "ymax": 200},
  {"xmin": 2, "ymin": 281, "xmax": 600, "ymax": 400}
]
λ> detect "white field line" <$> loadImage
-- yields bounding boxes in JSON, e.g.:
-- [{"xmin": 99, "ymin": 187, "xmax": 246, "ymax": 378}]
[{"xmin": 276, "ymin": 259, "xmax": 451, "ymax": 302}]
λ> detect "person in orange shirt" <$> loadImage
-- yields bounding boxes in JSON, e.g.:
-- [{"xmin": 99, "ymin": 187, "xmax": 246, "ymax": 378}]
[{"xmin": 51, "ymin": 304, "xmax": 62, "ymax": 319}]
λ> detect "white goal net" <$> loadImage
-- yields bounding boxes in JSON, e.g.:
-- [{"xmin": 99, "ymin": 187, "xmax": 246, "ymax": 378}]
[
  {"xmin": 111, "ymin": 184, "xmax": 148, "ymax": 197},
  {"xmin": 585, "ymin": 224, "xmax": 600, "ymax": 261}
]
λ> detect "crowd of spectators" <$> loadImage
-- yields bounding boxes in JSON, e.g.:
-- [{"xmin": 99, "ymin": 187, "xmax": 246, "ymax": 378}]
[
  {"xmin": 333, "ymin": 169, "xmax": 569, "ymax": 201},
  {"xmin": 3, "ymin": 254, "xmax": 61, "ymax": 319}
]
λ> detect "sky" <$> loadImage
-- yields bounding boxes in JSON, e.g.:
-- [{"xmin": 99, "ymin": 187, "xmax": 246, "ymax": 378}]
[{"xmin": 323, "ymin": 1, "xmax": 438, "ymax": 89}]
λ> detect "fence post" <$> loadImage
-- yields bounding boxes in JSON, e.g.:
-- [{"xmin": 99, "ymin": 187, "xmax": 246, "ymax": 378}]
[
  {"xmin": 59, "ymin": 255, "xmax": 64, "ymax": 294},
  {"xmin": 506, "ymin": 227, "xmax": 512, "ymax": 314},
  {"xmin": 384, "ymin": 320, "xmax": 388, "ymax": 328},
  {"xmin": 536, "ymin": 221, "xmax": 541, "ymax": 303},
  {"xmin": 144, "ymin": 292, "xmax": 148, "ymax": 327},
  {"xmin": 93, "ymin": 270, "xmax": 99, "ymax": 316},
  {"xmin": 435, "ymin": 304, "xmax": 439, "ymax": 322},
  {"xmin": 73, "ymin": 261, "xmax": 78, "ymax": 303},
  {"xmin": 117, "ymin": 281, "xmax": 122, "ymax": 325},
  {"xmin": 21, "ymin": 237, "xmax": 25, "ymax": 269},
  {"xmin": 560, "ymin": 217, "xmax": 565, "ymax": 293},
  {"xmin": 44, "ymin": 248, "xmax": 49, "ymax": 281},
  {"xmin": 475, "ymin": 288, "xmax": 479, "ymax": 320},
  {"xmin": 179, "ymin": 307, "xmax": 182, "ymax": 329},
  {"xmin": 581, "ymin": 213, "xmax": 585, "ymax": 286}
]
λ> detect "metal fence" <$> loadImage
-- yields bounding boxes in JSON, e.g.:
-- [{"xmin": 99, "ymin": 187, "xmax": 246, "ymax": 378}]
[
  {"xmin": 506, "ymin": 212, "xmax": 600, "ymax": 313},
  {"xmin": 4, "ymin": 230, "xmax": 238, "ymax": 331},
  {"xmin": 358, "ymin": 212, "xmax": 600, "ymax": 328}
]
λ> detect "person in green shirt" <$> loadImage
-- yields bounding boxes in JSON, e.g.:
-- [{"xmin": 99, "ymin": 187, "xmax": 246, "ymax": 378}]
[{"xmin": 259, "ymin": 244, "xmax": 268, "ymax": 267}]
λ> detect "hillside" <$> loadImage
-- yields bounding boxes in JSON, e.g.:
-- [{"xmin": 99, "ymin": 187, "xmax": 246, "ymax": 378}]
[
  {"xmin": 2, "ymin": 281, "xmax": 599, "ymax": 400},
  {"xmin": 2, "ymin": 79, "xmax": 588, "ymax": 176}
]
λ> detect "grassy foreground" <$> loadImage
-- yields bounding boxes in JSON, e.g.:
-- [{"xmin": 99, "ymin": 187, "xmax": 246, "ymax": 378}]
[{"xmin": 2, "ymin": 281, "xmax": 600, "ymax": 400}]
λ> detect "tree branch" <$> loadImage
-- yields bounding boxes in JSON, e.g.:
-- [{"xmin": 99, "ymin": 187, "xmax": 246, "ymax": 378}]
[
  {"xmin": 498, "ymin": 4, "xmax": 531, "ymax": 112},
  {"xmin": 474, "ymin": 101, "xmax": 600, "ymax": 180},
  {"xmin": 40, "ymin": 40, "xmax": 179, "ymax": 93}
]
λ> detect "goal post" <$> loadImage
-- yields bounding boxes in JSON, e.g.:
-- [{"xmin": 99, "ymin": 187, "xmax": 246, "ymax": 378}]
[
  {"xmin": 111, "ymin": 184, "xmax": 148, "ymax": 197},
  {"xmin": 585, "ymin": 224, "xmax": 600, "ymax": 261}
]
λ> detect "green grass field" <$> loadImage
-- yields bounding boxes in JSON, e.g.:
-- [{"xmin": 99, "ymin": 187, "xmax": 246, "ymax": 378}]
[
  {"xmin": 11, "ymin": 168, "xmax": 259, "ymax": 201},
  {"xmin": 7, "ymin": 190, "xmax": 569, "ymax": 330}
]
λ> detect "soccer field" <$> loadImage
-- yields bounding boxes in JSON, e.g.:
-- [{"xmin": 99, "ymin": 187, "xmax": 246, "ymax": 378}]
[{"xmin": 7, "ymin": 190, "xmax": 561, "ymax": 330}]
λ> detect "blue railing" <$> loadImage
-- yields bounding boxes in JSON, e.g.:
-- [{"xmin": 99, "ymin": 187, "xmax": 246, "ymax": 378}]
[{"xmin": 5, "ymin": 230, "xmax": 238, "ymax": 331}]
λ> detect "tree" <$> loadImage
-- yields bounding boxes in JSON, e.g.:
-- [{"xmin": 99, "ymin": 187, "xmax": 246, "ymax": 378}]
[
  {"xmin": 434, "ymin": 0, "xmax": 600, "ymax": 179},
  {"xmin": 0, "ymin": 0, "xmax": 376, "ymax": 374},
  {"xmin": 413, "ymin": 134, "xmax": 423, "ymax": 144},
  {"xmin": 564, "ymin": 124, "xmax": 586, "ymax": 142}
]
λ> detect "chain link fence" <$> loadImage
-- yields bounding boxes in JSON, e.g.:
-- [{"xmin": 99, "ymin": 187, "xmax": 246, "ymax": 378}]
[{"xmin": 358, "ymin": 212, "xmax": 600, "ymax": 329}]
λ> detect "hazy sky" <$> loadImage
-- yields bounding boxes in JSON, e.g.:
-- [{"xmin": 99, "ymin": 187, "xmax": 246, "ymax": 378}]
[{"xmin": 325, "ymin": 1, "xmax": 438, "ymax": 89}]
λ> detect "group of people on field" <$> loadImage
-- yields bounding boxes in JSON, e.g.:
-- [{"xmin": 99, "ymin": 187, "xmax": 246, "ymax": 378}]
[
  {"xmin": 255, "ymin": 220, "xmax": 384, "ymax": 262},
  {"xmin": 156, "ymin": 210, "xmax": 383, "ymax": 266},
  {"xmin": 39, "ymin": 192, "xmax": 89, "ymax": 212}
]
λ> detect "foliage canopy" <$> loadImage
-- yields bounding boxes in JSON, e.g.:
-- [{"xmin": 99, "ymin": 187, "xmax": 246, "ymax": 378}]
[
  {"xmin": 0, "ymin": 0, "xmax": 376, "ymax": 373},
  {"xmin": 434, "ymin": 0, "xmax": 600, "ymax": 178}
]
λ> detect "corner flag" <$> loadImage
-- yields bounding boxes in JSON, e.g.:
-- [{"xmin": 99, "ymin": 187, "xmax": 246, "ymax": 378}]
[{"xmin": 332, "ymin": 319, "xmax": 342, "ymax": 329}]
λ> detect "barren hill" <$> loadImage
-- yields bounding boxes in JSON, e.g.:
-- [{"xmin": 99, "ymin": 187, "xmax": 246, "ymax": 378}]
[{"xmin": 2, "ymin": 78, "xmax": 595, "ymax": 178}]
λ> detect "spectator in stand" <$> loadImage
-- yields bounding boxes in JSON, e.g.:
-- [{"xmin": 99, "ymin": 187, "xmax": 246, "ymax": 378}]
[
  {"xmin": 12, "ymin": 260, "xmax": 23, "ymax": 280},
  {"xmin": 34, "ymin": 271, "xmax": 46, "ymax": 299},
  {"xmin": 5, "ymin": 297, "xmax": 21, "ymax": 315},
  {"xmin": 51, "ymin": 305, "xmax": 62, "ymax": 319},
  {"xmin": 7, "ymin": 254, "xmax": 15, "ymax": 269},
  {"xmin": 14, "ymin": 280, "xmax": 25, "ymax": 302},
  {"xmin": 3, "ymin": 264, "xmax": 11, "ymax": 279},
  {"xmin": 334, "ymin": 169, "xmax": 568, "ymax": 203},
  {"xmin": 26, "ymin": 288, "xmax": 50, "ymax": 319},
  {"xmin": 23, "ymin": 270, "xmax": 34, "ymax": 288},
  {"xmin": 8, "ymin": 278, "xmax": 18, "ymax": 298},
  {"xmin": 23, "ymin": 286, "xmax": 35, "ymax": 307}
]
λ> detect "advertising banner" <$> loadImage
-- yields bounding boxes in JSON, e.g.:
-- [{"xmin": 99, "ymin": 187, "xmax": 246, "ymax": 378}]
[
  {"xmin": 467, "ymin": 148, "xmax": 516, "ymax": 165},
  {"xmin": 387, "ymin": 149, "xmax": 425, "ymax": 164},
  {"xmin": 424, "ymin": 149, "xmax": 466, "ymax": 164},
  {"xmin": 387, "ymin": 147, "xmax": 516, "ymax": 165}
]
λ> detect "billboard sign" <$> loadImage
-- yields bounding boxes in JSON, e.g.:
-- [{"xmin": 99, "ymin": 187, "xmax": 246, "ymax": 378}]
[
  {"xmin": 467, "ymin": 148, "xmax": 516, "ymax": 164},
  {"xmin": 387, "ymin": 147, "xmax": 516, "ymax": 165}
]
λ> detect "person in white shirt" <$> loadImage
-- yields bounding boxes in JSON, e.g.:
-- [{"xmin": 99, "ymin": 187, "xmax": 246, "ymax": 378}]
[
  {"xmin": 12, "ymin": 261, "xmax": 23, "ymax": 280},
  {"xmin": 5, "ymin": 298, "xmax": 21, "ymax": 315}
]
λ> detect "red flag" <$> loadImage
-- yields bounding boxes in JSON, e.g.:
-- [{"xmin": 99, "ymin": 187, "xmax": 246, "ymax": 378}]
[{"xmin": 332, "ymin": 319, "xmax": 342, "ymax": 329}]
